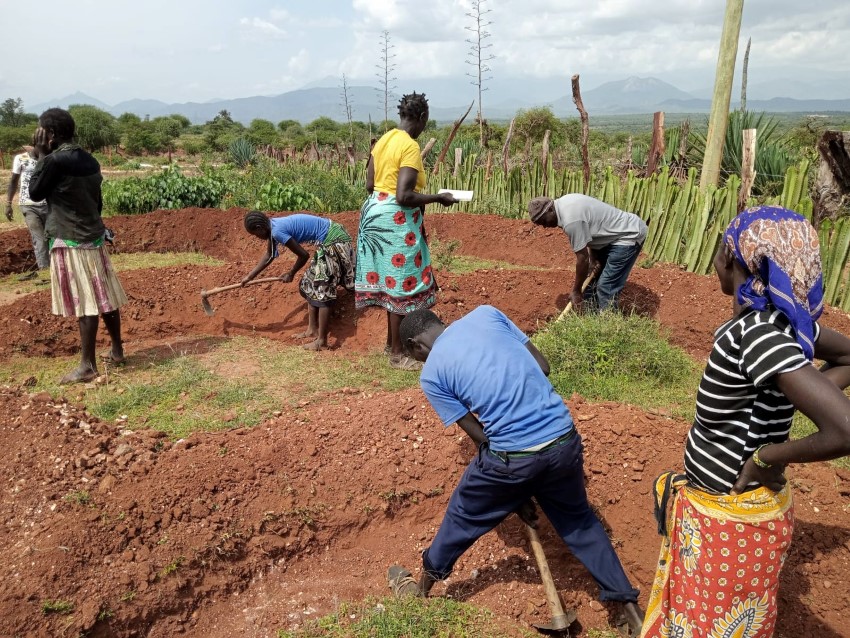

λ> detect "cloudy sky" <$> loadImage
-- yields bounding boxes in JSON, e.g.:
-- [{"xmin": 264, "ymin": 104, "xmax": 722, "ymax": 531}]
[{"xmin": 2, "ymin": 0, "xmax": 848, "ymax": 107}]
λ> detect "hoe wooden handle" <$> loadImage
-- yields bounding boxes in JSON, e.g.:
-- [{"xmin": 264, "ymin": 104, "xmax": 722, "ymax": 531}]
[
  {"xmin": 526, "ymin": 524, "xmax": 571, "ymax": 630},
  {"xmin": 201, "ymin": 277, "xmax": 281, "ymax": 298}
]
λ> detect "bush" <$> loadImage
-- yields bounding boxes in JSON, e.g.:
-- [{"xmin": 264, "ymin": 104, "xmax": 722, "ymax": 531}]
[
  {"xmin": 533, "ymin": 312, "xmax": 698, "ymax": 416},
  {"xmin": 228, "ymin": 137, "xmax": 256, "ymax": 168},
  {"xmin": 255, "ymin": 182, "xmax": 322, "ymax": 212},
  {"xmin": 103, "ymin": 165, "xmax": 229, "ymax": 214}
]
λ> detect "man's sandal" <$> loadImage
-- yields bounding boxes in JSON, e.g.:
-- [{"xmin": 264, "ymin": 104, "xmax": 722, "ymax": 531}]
[
  {"xmin": 387, "ymin": 565, "xmax": 421, "ymax": 597},
  {"xmin": 389, "ymin": 355, "xmax": 422, "ymax": 372}
]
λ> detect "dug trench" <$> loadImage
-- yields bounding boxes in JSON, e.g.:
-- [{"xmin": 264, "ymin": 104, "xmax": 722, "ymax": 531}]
[{"xmin": 1, "ymin": 208, "xmax": 849, "ymax": 637}]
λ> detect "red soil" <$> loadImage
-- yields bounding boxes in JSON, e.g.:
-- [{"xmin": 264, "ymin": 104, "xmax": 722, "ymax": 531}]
[{"xmin": 1, "ymin": 208, "xmax": 849, "ymax": 637}]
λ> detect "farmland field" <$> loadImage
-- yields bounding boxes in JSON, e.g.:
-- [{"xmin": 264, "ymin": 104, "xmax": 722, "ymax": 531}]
[{"xmin": 1, "ymin": 208, "xmax": 849, "ymax": 637}]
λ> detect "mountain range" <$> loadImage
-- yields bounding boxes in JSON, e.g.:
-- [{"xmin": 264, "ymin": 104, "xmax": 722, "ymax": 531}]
[{"xmin": 30, "ymin": 77, "xmax": 850, "ymax": 126}]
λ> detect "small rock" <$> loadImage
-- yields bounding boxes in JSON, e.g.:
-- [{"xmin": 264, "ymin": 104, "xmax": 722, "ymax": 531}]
[
  {"xmin": 114, "ymin": 444, "xmax": 133, "ymax": 458},
  {"xmin": 589, "ymin": 601, "xmax": 604, "ymax": 612}
]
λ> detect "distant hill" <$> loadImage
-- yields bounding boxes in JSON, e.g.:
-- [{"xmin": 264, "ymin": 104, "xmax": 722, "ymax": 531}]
[{"xmin": 27, "ymin": 77, "xmax": 850, "ymax": 125}]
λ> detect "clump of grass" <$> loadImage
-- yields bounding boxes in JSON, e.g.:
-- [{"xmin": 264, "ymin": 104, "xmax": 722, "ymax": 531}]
[
  {"xmin": 533, "ymin": 311, "xmax": 699, "ymax": 417},
  {"xmin": 41, "ymin": 599, "xmax": 74, "ymax": 615},
  {"xmin": 63, "ymin": 490, "xmax": 92, "ymax": 506},
  {"xmin": 277, "ymin": 596, "xmax": 503, "ymax": 638},
  {"xmin": 110, "ymin": 252, "xmax": 224, "ymax": 272}
]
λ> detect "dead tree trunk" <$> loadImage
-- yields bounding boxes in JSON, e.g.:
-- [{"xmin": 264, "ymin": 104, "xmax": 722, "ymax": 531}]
[
  {"xmin": 420, "ymin": 137, "xmax": 437, "ymax": 159},
  {"xmin": 502, "ymin": 118, "xmax": 515, "ymax": 174},
  {"xmin": 485, "ymin": 150, "xmax": 493, "ymax": 180},
  {"xmin": 453, "ymin": 147, "xmax": 463, "ymax": 177},
  {"xmin": 813, "ymin": 131, "xmax": 850, "ymax": 226},
  {"xmin": 571, "ymin": 74, "xmax": 591, "ymax": 188},
  {"xmin": 738, "ymin": 128, "xmax": 757, "ymax": 210},
  {"xmin": 431, "ymin": 101, "xmax": 474, "ymax": 175},
  {"xmin": 645, "ymin": 111, "xmax": 666, "ymax": 176},
  {"xmin": 741, "ymin": 37, "xmax": 751, "ymax": 112}
]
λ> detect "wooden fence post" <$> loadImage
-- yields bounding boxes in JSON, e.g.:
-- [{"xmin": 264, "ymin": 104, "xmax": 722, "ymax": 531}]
[
  {"xmin": 431, "ymin": 101, "xmax": 474, "ymax": 175},
  {"xmin": 571, "ymin": 74, "xmax": 590, "ymax": 189},
  {"xmin": 541, "ymin": 129, "xmax": 551, "ymax": 195},
  {"xmin": 453, "ymin": 147, "xmax": 463, "ymax": 177},
  {"xmin": 502, "ymin": 118, "xmax": 515, "ymax": 175},
  {"xmin": 738, "ymin": 128, "xmax": 757, "ymax": 210}
]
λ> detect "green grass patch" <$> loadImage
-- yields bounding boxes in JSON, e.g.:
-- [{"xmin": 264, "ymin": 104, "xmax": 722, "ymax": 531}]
[
  {"xmin": 0, "ymin": 335, "xmax": 419, "ymax": 438},
  {"xmin": 792, "ymin": 412, "xmax": 850, "ymax": 470},
  {"xmin": 109, "ymin": 251, "xmax": 223, "ymax": 272},
  {"xmin": 277, "ymin": 596, "xmax": 517, "ymax": 638},
  {"xmin": 41, "ymin": 599, "xmax": 74, "ymax": 615},
  {"xmin": 533, "ymin": 311, "xmax": 700, "ymax": 418},
  {"xmin": 0, "ymin": 252, "xmax": 222, "ymax": 300},
  {"xmin": 430, "ymin": 236, "xmax": 542, "ymax": 275}
]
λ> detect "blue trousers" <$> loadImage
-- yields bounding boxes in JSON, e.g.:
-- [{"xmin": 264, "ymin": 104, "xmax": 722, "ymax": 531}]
[
  {"xmin": 585, "ymin": 242, "xmax": 643, "ymax": 311},
  {"xmin": 422, "ymin": 433, "xmax": 639, "ymax": 602}
]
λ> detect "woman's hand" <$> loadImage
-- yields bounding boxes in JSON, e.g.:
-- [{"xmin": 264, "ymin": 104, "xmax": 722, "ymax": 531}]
[
  {"xmin": 730, "ymin": 455, "xmax": 787, "ymax": 495},
  {"xmin": 280, "ymin": 272, "xmax": 294, "ymax": 283},
  {"xmin": 436, "ymin": 192, "xmax": 457, "ymax": 207},
  {"xmin": 33, "ymin": 127, "xmax": 53, "ymax": 157},
  {"xmin": 240, "ymin": 276, "xmax": 252, "ymax": 287}
]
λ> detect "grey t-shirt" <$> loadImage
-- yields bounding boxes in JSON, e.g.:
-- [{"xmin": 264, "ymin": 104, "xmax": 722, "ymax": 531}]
[{"xmin": 554, "ymin": 194, "xmax": 647, "ymax": 252}]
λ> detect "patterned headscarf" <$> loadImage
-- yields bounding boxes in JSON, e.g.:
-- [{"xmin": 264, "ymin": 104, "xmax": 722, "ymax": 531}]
[{"xmin": 724, "ymin": 205, "xmax": 823, "ymax": 360}]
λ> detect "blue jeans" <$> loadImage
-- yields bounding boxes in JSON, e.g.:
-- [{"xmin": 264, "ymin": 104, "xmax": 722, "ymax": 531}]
[
  {"xmin": 585, "ymin": 242, "xmax": 643, "ymax": 311},
  {"xmin": 422, "ymin": 433, "xmax": 639, "ymax": 602}
]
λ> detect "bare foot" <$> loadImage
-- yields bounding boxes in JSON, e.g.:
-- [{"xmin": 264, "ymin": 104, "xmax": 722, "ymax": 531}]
[
  {"xmin": 291, "ymin": 330, "xmax": 317, "ymax": 340},
  {"xmin": 59, "ymin": 366, "xmax": 98, "ymax": 385},
  {"xmin": 302, "ymin": 339, "xmax": 328, "ymax": 351},
  {"xmin": 100, "ymin": 349, "xmax": 126, "ymax": 365}
]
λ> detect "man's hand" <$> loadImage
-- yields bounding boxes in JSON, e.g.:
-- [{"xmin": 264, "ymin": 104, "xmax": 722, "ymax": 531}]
[
  {"xmin": 280, "ymin": 272, "xmax": 294, "ymax": 283},
  {"xmin": 730, "ymin": 456, "xmax": 787, "ymax": 495},
  {"xmin": 569, "ymin": 290, "xmax": 584, "ymax": 312},
  {"xmin": 516, "ymin": 499, "xmax": 539, "ymax": 528},
  {"xmin": 240, "ymin": 276, "xmax": 252, "ymax": 287},
  {"xmin": 4, "ymin": 202, "xmax": 12, "ymax": 222}
]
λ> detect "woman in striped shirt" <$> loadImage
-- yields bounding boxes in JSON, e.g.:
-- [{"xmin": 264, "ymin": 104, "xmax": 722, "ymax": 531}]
[{"xmin": 641, "ymin": 206, "xmax": 850, "ymax": 638}]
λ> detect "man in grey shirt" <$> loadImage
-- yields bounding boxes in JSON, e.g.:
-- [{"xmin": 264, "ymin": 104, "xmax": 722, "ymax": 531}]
[{"xmin": 529, "ymin": 194, "xmax": 647, "ymax": 311}]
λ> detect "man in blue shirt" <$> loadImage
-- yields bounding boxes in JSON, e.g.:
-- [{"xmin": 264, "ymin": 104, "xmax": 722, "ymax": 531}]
[{"xmin": 389, "ymin": 305, "xmax": 642, "ymax": 634}]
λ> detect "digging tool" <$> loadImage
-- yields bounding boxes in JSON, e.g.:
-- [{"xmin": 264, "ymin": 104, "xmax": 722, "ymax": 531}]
[
  {"xmin": 556, "ymin": 272, "xmax": 596, "ymax": 322},
  {"xmin": 200, "ymin": 277, "xmax": 282, "ymax": 316},
  {"xmin": 526, "ymin": 523, "xmax": 578, "ymax": 635}
]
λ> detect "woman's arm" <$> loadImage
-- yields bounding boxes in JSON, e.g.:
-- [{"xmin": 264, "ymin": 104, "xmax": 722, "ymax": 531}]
[
  {"xmin": 731, "ymin": 363, "xmax": 850, "ymax": 493},
  {"xmin": 279, "ymin": 238, "xmax": 310, "ymax": 283},
  {"xmin": 815, "ymin": 326, "xmax": 850, "ymax": 389},
  {"xmin": 241, "ymin": 243, "xmax": 275, "ymax": 285},
  {"xmin": 395, "ymin": 167, "xmax": 456, "ymax": 209}
]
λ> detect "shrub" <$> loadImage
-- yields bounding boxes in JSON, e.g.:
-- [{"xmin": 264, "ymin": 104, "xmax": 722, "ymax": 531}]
[
  {"xmin": 103, "ymin": 165, "xmax": 229, "ymax": 214},
  {"xmin": 255, "ymin": 182, "xmax": 321, "ymax": 211},
  {"xmin": 228, "ymin": 137, "xmax": 256, "ymax": 168}
]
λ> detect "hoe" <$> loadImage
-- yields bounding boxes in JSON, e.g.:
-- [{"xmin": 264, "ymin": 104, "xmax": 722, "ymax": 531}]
[{"xmin": 200, "ymin": 277, "xmax": 281, "ymax": 316}]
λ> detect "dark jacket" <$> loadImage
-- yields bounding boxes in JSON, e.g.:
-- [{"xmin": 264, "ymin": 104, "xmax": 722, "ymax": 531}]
[{"xmin": 28, "ymin": 143, "xmax": 105, "ymax": 243}]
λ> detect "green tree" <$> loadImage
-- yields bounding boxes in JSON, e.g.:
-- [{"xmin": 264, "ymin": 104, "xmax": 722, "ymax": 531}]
[
  {"xmin": 68, "ymin": 104, "xmax": 120, "ymax": 150},
  {"xmin": 305, "ymin": 117, "xmax": 343, "ymax": 146},
  {"xmin": 0, "ymin": 98, "xmax": 27, "ymax": 127},
  {"xmin": 0, "ymin": 126, "xmax": 32, "ymax": 154},
  {"xmin": 513, "ymin": 107, "xmax": 565, "ymax": 150},
  {"xmin": 247, "ymin": 119, "xmax": 278, "ymax": 146},
  {"xmin": 203, "ymin": 110, "xmax": 243, "ymax": 151}
]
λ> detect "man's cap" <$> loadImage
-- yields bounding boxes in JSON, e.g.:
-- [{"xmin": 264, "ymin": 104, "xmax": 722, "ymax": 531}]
[{"xmin": 528, "ymin": 197, "xmax": 554, "ymax": 222}]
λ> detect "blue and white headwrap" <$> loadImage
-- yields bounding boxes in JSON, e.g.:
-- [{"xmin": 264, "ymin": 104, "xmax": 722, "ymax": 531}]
[{"xmin": 724, "ymin": 206, "xmax": 823, "ymax": 360}]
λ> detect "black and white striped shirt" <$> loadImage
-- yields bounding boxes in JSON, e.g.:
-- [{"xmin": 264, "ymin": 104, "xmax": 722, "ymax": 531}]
[{"xmin": 685, "ymin": 309, "xmax": 817, "ymax": 493}]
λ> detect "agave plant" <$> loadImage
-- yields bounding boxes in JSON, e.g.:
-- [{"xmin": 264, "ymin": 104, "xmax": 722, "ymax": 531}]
[
  {"xmin": 228, "ymin": 137, "xmax": 256, "ymax": 168},
  {"xmin": 689, "ymin": 111, "xmax": 793, "ymax": 196}
]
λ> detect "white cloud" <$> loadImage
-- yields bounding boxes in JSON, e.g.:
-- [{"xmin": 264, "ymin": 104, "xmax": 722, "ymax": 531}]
[{"xmin": 239, "ymin": 17, "xmax": 287, "ymax": 40}]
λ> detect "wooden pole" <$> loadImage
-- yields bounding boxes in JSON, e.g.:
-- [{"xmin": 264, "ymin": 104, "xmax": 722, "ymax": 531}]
[
  {"xmin": 571, "ymin": 74, "xmax": 591, "ymax": 189},
  {"xmin": 645, "ymin": 111, "xmax": 666, "ymax": 176},
  {"xmin": 738, "ymin": 128, "xmax": 757, "ymax": 210},
  {"xmin": 502, "ymin": 118, "xmax": 515, "ymax": 175},
  {"xmin": 453, "ymin": 147, "xmax": 463, "ymax": 177},
  {"xmin": 431, "ymin": 101, "xmax": 474, "ymax": 175},
  {"xmin": 485, "ymin": 149, "xmax": 493, "ymax": 180},
  {"xmin": 699, "ymin": 0, "xmax": 745, "ymax": 191},
  {"xmin": 541, "ymin": 129, "xmax": 551, "ymax": 195}
]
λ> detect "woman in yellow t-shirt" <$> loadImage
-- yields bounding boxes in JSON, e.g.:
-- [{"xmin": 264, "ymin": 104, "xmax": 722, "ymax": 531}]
[{"xmin": 355, "ymin": 92, "xmax": 456, "ymax": 370}]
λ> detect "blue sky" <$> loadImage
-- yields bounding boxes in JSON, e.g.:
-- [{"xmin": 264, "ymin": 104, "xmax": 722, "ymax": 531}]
[{"xmin": 2, "ymin": 0, "xmax": 848, "ymax": 107}]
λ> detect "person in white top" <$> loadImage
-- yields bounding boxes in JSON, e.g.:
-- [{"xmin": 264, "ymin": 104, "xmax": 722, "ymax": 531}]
[{"xmin": 7, "ymin": 144, "xmax": 50, "ymax": 270}]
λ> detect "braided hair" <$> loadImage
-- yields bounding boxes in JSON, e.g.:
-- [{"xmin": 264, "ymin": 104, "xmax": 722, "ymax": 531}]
[
  {"xmin": 244, "ymin": 210, "xmax": 271, "ymax": 235},
  {"xmin": 397, "ymin": 92, "xmax": 429, "ymax": 121}
]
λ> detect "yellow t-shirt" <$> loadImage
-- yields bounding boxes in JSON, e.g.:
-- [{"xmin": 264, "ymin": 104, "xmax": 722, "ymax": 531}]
[{"xmin": 371, "ymin": 129, "xmax": 426, "ymax": 194}]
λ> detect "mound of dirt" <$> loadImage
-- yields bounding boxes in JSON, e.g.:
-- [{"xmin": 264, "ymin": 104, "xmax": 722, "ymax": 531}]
[{"xmin": 2, "ymin": 208, "xmax": 850, "ymax": 637}]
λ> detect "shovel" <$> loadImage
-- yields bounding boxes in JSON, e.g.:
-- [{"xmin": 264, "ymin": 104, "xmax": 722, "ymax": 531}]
[
  {"xmin": 527, "ymin": 523, "xmax": 578, "ymax": 635},
  {"xmin": 200, "ymin": 277, "xmax": 282, "ymax": 316}
]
